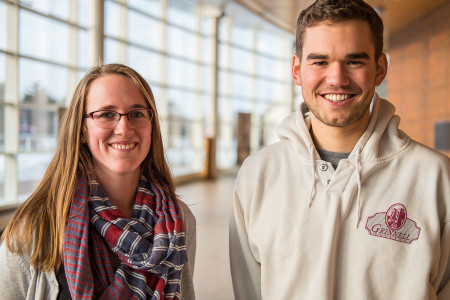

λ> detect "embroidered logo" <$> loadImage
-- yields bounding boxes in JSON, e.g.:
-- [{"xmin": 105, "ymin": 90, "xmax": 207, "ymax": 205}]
[{"xmin": 365, "ymin": 203, "xmax": 421, "ymax": 244}]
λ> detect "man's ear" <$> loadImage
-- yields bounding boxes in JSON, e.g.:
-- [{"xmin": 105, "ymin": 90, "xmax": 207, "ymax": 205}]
[
  {"xmin": 292, "ymin": 54, "xmax": 302, "ymax": 86},
  {"xmin": 375, "ymin": 53, "xmax": 388, "ymax": 86}
]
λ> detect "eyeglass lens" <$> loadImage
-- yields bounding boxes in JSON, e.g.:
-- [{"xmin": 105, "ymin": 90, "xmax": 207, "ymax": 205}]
[{"xmin": 91, "ymin": 109, "xmax": 152, "ymax": 128}]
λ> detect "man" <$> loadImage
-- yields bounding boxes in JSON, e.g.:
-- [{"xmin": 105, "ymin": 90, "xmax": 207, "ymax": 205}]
[{"xmin": 229, "ymin": 0, "xmax": 450, "ymax": 299}]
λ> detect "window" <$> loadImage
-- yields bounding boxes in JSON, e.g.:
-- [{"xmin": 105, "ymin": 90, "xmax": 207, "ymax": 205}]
[
  {"xmin": 103, "ymin": 0, "xmax": 213, "ymax": 176},
  {"xmin": 127, "ymin": 10, "xmax": 163, "ymax": 51},
  {"xmin": 167, "ymin": 26, "xmax": 197, "ymax": 60},
  {"xmin": 19, "ymin": 58, "xmax": 69, "ymax": 104},
  {"xmin": 21, "ymin": 0, "xmax": 70, "ymax": 20},
  {"xmin": 0, "ymin": 104, "xmax": 4, "ymax": 151},
  {"xmin": 0, "ymin": 154, "xmax": 4, "ymax": 203},
  {"xmin": 217, "ymin": 12, "xmax": 294, "ymax": 167},
  {"xmin": 19, "ymin": 10, "xmax": 69, "ymax": 64},
  {"xmin": 0, "ymin": 0, "xmax": 89, "ymax": 205},
  {"xmin": 0, "ymin": 53, "xmax": 4, "ymax": 100},
  {"xmin": 167, "ymin": 1, "xmax": 197, "ymax": 30},
  {"xmin": 127, "ymin": 46, "xmax": 162, "ymax": 85},
  {"xmin": 1, "ymin": 0, "xmax": 295, "ymax": 204},
  {"xmin": 0, "ymin": 3, "xmax": 6, "ymax": 50},
  {"xmin": 128, "ymin": 0, "xmax": 161, "ymax": 17}
]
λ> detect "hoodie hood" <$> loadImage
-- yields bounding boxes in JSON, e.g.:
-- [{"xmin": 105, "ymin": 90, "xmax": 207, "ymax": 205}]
[
  {"xmin": 277, "ymin": 94, "xmax": 410, "ymax": 162},
  {"xmin": 277, "ymin": 94, "xmax": 411, "ymax": 226}
]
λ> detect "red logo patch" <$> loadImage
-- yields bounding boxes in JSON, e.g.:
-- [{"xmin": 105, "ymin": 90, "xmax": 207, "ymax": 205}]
[{"xmin": 365, "ymin": 203, "xmax": 421, "ymax": 244}]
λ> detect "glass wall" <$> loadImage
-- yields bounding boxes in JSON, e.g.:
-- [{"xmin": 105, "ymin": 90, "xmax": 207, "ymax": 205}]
[
  {"xmin": 103, "ymin": 0, "xmax": 207, "ymax": 176},
  {"xmin": 217, "ymin": 8, "xmax": 293, "ymax": 169},
  {"xmin": 0, "ymin": 0, "xmax": 294, "ymax": 205},
  {"xmin": 0, "ymin": 0, "xmax": 89, "ymax": 205}
]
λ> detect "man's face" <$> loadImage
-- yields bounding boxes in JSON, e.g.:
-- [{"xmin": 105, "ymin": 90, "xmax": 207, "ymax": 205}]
[{"xmin": 292, "ymin": 19, "xmax": 387, "ymax": 128}]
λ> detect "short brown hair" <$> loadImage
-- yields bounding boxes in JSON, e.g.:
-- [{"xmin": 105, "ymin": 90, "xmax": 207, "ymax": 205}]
[{"xmin": 295, "ymin": 0, "xmax": 384, "ymax": 60}]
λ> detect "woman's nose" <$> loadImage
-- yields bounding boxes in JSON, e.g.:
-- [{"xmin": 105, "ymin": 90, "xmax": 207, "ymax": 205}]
[{"xmin": 114, "ymin": 115, "xmax": 134, "ymax": 134}]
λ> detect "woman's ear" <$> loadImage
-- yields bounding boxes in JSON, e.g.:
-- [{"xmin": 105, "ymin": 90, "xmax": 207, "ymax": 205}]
[{"xmin": 80, "ymin": 127, "xmax": 87, "ymax": 143}]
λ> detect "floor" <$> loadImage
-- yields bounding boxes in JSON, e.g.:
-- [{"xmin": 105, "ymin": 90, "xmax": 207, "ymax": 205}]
[{"xmin": 177, "ymin": 174, "xmax": 237, "ymax": 300}]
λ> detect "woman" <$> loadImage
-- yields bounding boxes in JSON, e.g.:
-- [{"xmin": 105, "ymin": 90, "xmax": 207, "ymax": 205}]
[{"xmin": 0, "ymin": 64, "xmax": 196, "ymax": 299}]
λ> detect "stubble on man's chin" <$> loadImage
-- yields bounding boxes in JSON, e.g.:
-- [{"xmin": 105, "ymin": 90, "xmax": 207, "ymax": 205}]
[{"xmin": 304, "ymin": 101, "xmax": 371, "ymax": 128}]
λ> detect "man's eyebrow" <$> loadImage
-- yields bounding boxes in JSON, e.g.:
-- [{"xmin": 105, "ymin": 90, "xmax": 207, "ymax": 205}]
[
  {"xmin": 306, "ymin": 53, "xmax": 328, "ymax": 60},
  {"xmin": 305, "ymin": 52, "xmax": 371, "ymax": 60},
  {"xmin": 346, "ymin": 52, "xmax": 370, "ymax": 59}
]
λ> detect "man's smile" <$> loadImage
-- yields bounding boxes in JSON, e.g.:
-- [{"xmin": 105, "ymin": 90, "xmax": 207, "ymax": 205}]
[{"xmin": 322, "ymin": 93, "xmax": 355, "ymax": 102}]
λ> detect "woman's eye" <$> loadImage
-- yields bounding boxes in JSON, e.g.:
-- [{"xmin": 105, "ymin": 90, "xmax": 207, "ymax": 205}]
[
  {"xmin": 129, "ymin": 111, "xmax": 145, "ymax": 119},
  {"xmin": 97, "ymin": 112, "xmax": 116, "ymax": 119}
]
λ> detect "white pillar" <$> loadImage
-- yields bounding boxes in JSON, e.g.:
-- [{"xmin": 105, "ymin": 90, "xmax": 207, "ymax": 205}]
[
  {"xmin": 118, "ymin": 0, "xmax": 127, "ymax": 63},
  {"xmin": 4, "ymin": 2, "xmax": 19, "ymax": 203},
  {"xmin": 159, "ymin": 0, "xmax": 169, "ymax": 148},
  {"xmin": 67, "ymin": 0, "xmax": 79, "ymax": 105},
  {"xmin": 250, "ymin": 26, "xmax": 259, "ymax": 153},
  {"xmin": 89, "ymin": 0, "xmax": 104, "ymax": 66}
]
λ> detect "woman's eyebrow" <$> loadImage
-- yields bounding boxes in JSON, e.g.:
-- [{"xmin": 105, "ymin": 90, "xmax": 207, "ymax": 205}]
[{"xmin": 93, "ymin": 104, "xmax": 148, "ymax": 110}]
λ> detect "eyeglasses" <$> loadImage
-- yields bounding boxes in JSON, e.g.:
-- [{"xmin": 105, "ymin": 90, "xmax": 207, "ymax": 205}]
[{"xmin": 84, "ymin": 108, "xmax": 153, "ymax": 129}]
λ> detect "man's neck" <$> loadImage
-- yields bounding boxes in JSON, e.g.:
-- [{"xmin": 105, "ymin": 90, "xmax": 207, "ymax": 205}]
[{"xmin": 309, "ymin": 113, "xmax": 370, "ymax": 153}]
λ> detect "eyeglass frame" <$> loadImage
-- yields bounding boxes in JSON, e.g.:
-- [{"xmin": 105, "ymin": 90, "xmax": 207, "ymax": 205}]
[{"xmin": 83, "ymin": 108, "xmax": 154, "ymax": 129}]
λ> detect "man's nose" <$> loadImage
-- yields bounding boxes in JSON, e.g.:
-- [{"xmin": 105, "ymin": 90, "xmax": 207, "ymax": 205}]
[{"xmin": 325, "ymin": 63, "xmax": 350, "ymax": 86}]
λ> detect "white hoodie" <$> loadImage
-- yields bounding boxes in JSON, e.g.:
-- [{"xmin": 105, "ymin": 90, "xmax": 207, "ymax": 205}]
[{"xmin": 230, "ymin": 96, "xmax": 450, "ymax": 300}]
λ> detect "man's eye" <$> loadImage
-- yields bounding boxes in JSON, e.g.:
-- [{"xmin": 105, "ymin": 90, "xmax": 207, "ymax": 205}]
[
  {"xmin": 312, "ymin": 61, "xmax": 327, "ymax": 66},
  {"xmin": 348, "ymin": 61, "xmax": 363, "ymax": 65}
]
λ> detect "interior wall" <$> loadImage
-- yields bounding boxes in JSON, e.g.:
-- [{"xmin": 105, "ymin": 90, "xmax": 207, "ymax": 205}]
[{"xmin": 387, "ymin": 1, "xmax": 450, "ymax": 157}]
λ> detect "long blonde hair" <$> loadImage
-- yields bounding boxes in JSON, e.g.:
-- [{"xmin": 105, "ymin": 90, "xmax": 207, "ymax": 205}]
[{"xmin": 2, "ymin": 64, "xmax": 175, "ymax": 271}]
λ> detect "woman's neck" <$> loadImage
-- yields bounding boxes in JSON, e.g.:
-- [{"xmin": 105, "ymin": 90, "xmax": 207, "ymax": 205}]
[{"xmin": 93, "ymin": 169, "xmax": 140, "ymax": 218}]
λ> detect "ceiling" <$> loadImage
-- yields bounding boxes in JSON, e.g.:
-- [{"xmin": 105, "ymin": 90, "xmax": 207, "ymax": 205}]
[{"xmin": 214, "ymin": 0, "xmax": 449, "ymax": 48}]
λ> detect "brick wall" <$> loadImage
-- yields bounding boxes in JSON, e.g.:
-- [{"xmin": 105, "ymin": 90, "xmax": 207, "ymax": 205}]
[{"xmin": 387, "ymin": 1, "xmax": 450, "ymax": 157}]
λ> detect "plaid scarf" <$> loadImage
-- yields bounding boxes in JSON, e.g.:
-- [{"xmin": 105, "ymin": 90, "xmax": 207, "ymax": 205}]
[{"xmin": 63, "ymin": 174, "xmax": 188, "ymax": 300}]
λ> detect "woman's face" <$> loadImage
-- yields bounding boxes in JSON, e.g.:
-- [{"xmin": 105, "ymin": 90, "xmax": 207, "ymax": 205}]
[{"xmin": 83, "ymin": 74, "xmax": 152, "ymax": 179}]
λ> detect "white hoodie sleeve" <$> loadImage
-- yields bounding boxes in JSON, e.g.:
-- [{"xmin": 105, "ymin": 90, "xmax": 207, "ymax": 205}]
[
  {"xmin": 437, "ymin": 220, "xmax": 450, "ymax": 299},
  {"xmin": 229, "ymin": 176, "xmax": 261, "ymax": 300}
]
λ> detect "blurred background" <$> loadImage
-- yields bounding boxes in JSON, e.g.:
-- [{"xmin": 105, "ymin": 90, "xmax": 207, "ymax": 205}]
[{"xmin": 0, "ymin": 0, "xmax": 449, "ymax": 298}]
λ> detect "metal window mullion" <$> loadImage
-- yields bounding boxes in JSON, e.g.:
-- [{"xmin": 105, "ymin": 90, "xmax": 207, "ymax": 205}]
[
  {"xmin": 192, "ymin": 4, "xmax": 202, "ymax": 151},
  {"xmin": 159, "ymin": 0, "xmax": 169, "ymax": 147},
  {"xmin": 4, "ymin": 1, "xmax": 19, "ymax": 203},
  {"xmin": 209, "ymin": 10, "xmax": 223, "ymax": 141},
  {"xmin": 67, "ymin": 0, "xmax": 79, "ymax": 106},
  {"xmin": 220, "ymin": 16, "xmax": 232, "ymax": 154},
  {"xmin": 250, "ymin": 27, "xmax": 259, "ymax": 154},
  {"xmin": 118, "ymin": 0, "xmax": 127, "ymax": 63},
  {"xmin": 89, "ymin": 0, "xmax": 104, "ymax": 66}
]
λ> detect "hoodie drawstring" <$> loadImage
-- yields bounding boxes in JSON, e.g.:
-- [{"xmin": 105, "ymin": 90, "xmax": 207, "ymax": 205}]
[
  {"xmin": 355, "ymin": 147, "xmax": 362, "ymax": 228},
  {"xmin": 308, "ymin": 145, "xmax": 316, "ymax": 207}
]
